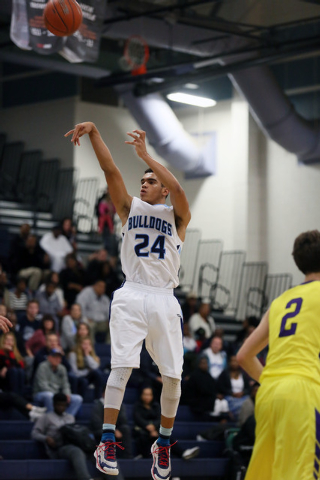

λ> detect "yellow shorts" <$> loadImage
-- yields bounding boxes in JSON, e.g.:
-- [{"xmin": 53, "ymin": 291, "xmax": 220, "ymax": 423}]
[{"xmin": 245, "ymin": 376, "xmax": 320, "ymax": 480}]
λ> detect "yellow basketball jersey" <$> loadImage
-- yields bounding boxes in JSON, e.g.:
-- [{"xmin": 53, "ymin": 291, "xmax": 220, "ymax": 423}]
[{"xmin": 260, "ymin": 280, "xmax": 320, "ymax": 385}]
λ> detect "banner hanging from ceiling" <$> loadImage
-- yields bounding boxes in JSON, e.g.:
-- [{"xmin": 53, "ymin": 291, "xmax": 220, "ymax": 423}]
[
  {"xmin": 61, "ymin": 0, "xmax": 106, "ymax": 63},
  {"xmin": 10, "ymin": 0, "xmax": 106, "ymax": 63}
]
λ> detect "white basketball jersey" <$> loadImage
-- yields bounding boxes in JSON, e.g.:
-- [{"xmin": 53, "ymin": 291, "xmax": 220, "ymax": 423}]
[{"xmin": 121, "ymin": 197, "xmax": 183, "ymax": 288}]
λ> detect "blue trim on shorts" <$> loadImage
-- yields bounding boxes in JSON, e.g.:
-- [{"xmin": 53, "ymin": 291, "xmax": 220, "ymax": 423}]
[{"xmin": 178, "ymin": 305, "xmax": 184, "ymax": 349}]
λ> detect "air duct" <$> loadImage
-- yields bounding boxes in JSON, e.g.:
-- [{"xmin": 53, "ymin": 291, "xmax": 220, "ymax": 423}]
[
  {"xmin": 116, "ymin": 85, "xmax": 216, "ymax": 178},
  {"xmin": 228, "ymin": 65, "xmax": 320, "ymax": 164},
  {"xmin": 105, "ymin": 12, "xmax": 320, "ymax": 165}
]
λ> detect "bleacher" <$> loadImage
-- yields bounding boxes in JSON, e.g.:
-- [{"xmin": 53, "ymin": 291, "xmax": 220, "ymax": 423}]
[
  {"xmin": 0, "ymin": 362, "xmax": 229, "ymax": 480},
  {"xmin": 0, "ymin": 130, "xmax": 295, "ymax": 479},
  {"xmin": 178, "ymin": 228, "xmax": 293, "ymax": 341},
  {"xmin": 0, "ymin": 131, "xmax": 103, "ymax": 265}
]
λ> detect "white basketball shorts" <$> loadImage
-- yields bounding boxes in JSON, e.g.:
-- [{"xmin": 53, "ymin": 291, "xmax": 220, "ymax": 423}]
[{"xmin": 109, "ymin": 281, "xmax": 184, "ymax": 379}]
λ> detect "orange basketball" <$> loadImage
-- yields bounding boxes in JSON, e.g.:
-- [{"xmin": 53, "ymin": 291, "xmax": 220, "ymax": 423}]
[{"xmin": 43, "ymin": 0, "xmax": 83, "ymax": 37}]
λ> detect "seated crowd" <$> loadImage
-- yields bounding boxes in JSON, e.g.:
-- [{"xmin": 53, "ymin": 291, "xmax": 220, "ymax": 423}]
[{"xmin": 0, "ymin": 221, "xmax": 263, "ymax": 479}]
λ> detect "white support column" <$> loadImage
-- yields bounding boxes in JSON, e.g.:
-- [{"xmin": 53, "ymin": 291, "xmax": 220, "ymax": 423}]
[{"xmin": 231, "ymin": 90, "xmax": 249, "ymax": 253}]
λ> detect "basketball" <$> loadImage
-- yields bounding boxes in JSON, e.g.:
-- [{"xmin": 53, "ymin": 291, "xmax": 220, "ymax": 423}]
[{"xmin": 43, "ymin": 0, "xmax": 83, "ymax": 37}]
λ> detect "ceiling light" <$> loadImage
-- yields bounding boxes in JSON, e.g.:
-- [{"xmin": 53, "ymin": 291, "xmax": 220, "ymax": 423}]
[
  {"xmin": 167, "ymin": 92, "xmax": 216, "ymax": 108},
  {"xmin": 184, "ymin": 83, "xmax": 199, "ymax": 89}
]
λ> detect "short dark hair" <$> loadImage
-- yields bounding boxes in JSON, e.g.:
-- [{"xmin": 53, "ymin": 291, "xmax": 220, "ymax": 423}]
[
  {"xmin": 144, "ymin": 168, "xmax": 168, "ymax": 198},
  {"xmin": 53, "ymin": 393, "xmax": 67, "ymax": 404},
  {"xmin": 292, "ymin": 230, "xmax": 320, "ymax": 274}
]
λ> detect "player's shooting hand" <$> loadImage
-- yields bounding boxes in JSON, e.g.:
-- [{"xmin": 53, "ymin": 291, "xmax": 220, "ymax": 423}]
[
  {"xmin": 0, "ymin": 315, "xmax": 12, "ymax": 333},
  {"xmin": 125, "ymin": 130, "xmax": 148, "ymax": 158},
  {"xmin": 64, "ymin": 122, "xmax": 95, "ymax": 146}
]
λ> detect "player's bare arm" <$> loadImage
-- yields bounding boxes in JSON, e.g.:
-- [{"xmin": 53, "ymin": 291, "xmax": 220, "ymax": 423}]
[
  {"xmin": 125, "ymin": 129, "xmax": 191, "ymax": 239},
  {"xmin": 237, "ymin": 310, "xmax": 270, "ymax": 382},
  {"xmin": 65, "ymin": 122, "xmax": 132, "ymax": 225},
  {"xmin": 0, "ymin": 315, "xmax": 12, "ymax": 333}
]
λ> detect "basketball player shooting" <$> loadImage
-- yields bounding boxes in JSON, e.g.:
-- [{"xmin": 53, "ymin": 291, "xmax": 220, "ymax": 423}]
[
  {"xmin": 237, "ymin": 230, "xmax": 320, "ymax": 480},
  {"xmin": 65, "ymin": 122, "xmax": 191, "ymax": 480}
]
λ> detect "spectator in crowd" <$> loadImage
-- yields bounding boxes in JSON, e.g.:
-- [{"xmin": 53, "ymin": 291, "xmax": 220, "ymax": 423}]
[
  {"xmin": 25, "ymin": 315, "xmax": 56, "ymax": 357},
  {"xmin": 31, "ymin": 393, "xmax": 95, "ymax": 480},
  {"xmin": 40, "ymin": 225, "xmax": 73, "ymax": 273},
  {"xmin": 232, "ymin": 414, "xmax": 256, "ymax": 468},
  {"xmin": 5, "ymin": 308, "xmax": 25, "ymax": 356},
  {"xmin": 8, "ymin": 277, "xmax": 30, "ymax": 311},
  {"xmin": 181, "ymin": 291, "xmax": 198, "ymax": 323},
  {"xmin": 0, "ymin": 332, "xmax": 25, "ymax": 396},
  {"xmin": 139, "ymin": 347, "xmax": 163, "ymax": 402},
  {"xmin": 13, "ymin": 234, "xmax": 49, "ymax": 292},
  {"xmin": 211, "ymin": 327, "xmax": 234, "ymax": 357},
  {"xmin": 182, "ymin": 322, "xmax": 198, "ymax": 378},
  {"xmin": 99, "ymin": 260, "xmax": 121, "ymax": 298},
  {"xmin": 183, "ymin": 322, "xmax": 198, "ymax": 353},
  {"xmin": 235, "ymin": 316, "xmax": 260, "ymax": 345},
  {"xmin": 35, "ymin": 278, "xmax": 64, "ymax": 328},
  {"xmin": 133, "ymin": 386, "xmax": 199, "ymax": 460},
  {"xmin": 60, "ymin": 304, "xmax": 89, "ymax": 352},
  {"xmin": 90, "ymin": 390, "xmax": 133, "ymax": 459},
  {"xmin": 32, "ymin": 333, "xmax": 69, "ymax": 377},
  {"xmin": 38, "ymin": 272, "xmax": 65, "ymax": 310},
  {"xmin": 8, "ymin": 223, "xmax": 31, "ymax": 262},
  {"xmin": 59, "ymin": 254, "xmax": 85, "ymax": 308},
  {"xmin": 188, "ymin": 298, "xmax": 216, "ymax": 340},
  {"xmin": 96, "ymin": 189, "xmax": 118, "ymax": 257},
  {"xmin": 183, "ymin": 356, "xmax": 229, "ymax": 421},
  {"xmin": 0, "ymin": 304, "xmax": 7, "ymax": 317},
  {"xmin": 33, "ymin": 349, "xmax": 82, "ymax": 415},
  {"xmin": 84, "ymin": 249, "xmax": 108, "ymax": 286},
  {"xmin": 0, "ymin": 390, "xmax": 46, "ymax": 421},
  {"xmin": 237, "ymin": 382, "xmax": 259, "ymax": 428},
  {"xmin": 76, "ymin": 280, "xmax": 110, "ymax": 342},
  {"xmin": 203, "ymin": 336, "xmax": 227, "ymax": 379},
  {"xmin": 0, "ymin": 269, "xmax": 10, "ymax": 307},
  {"xmin": 60, "ymin": 217, "xmax": 77, "ymax": 249},
  {"xmin": 217, "ymin": 355, "xmax": 250, "ymax": 421},
  {"xmin": 68, "ymin": 337, "xmax": 103, "ymax": 400},
  {"xmin": 75, "ymin": 322, "xmax": 94, "ymax": 346},
  {"xmin": 18, "ymin": 300, "xmax": 42, "ymax": 343},
  {"xmin": 133, "ymin": 386, "xmax": 160, "ymax": 458}
]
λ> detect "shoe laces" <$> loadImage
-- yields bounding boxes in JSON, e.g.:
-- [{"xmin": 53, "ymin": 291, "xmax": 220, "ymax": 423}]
[
  {"xmin": 154, "ymin": 441, "xmax": 177, "ymax": 468},
  {"xmin": 98, "ymin": 441, "xmax": 124, "ymax": 461}
]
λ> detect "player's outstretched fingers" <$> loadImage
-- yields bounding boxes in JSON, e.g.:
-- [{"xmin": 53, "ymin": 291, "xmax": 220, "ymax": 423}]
[
  {"xmin": 71, "ymin": 125, "xmax": 84, "ymax": 145},
  {"xmin": 64, "ymin": 129, "xmax": 75, "ymax": 138},
  {"xmin": 133, "ymin": 129, "xmax": 146, "ymax": 139},
  {"xmin": 126, "ymin": 132, "xmax": 139, "ymax": 140}
]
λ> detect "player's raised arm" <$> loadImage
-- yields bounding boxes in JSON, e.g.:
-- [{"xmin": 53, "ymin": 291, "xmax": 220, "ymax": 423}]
[
  {"xmin": 125, "ymin": 130, "xmax": 191, "ymax": 236},
  {"xmin": 65, "ymin": 122, "xmax": 132, "ymax": 224},
  {"xmin": 0, "ymin": 315, "xmax": 12, "ymax": 333}
]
